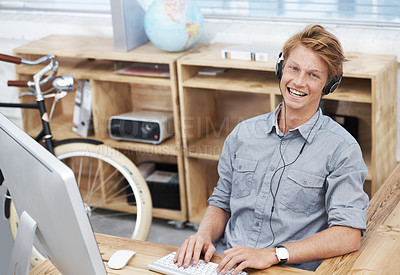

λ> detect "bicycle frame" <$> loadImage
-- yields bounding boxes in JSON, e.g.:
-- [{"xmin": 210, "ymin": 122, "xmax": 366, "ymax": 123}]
[
  {"xmin": 0, "ymin": 100, "xmax": 55, "ymax": 153},
  {"xmin": 0, "ymin": 53, "xmax": 101, "ymax": 154}
]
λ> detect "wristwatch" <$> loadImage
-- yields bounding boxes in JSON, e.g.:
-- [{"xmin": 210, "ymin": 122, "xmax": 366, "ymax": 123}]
[{"xmin": 275, "ymin": 245, "xmax": 289, "ymax": 264}]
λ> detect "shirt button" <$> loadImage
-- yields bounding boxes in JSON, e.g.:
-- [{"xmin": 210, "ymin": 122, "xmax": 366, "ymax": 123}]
[
  {"xmin": 269, "ymin": 165, "xmax": 275, "ymax": 171},
  {"xmin": 255, "ymin": 222, "xmax": 260, "ymax": 227},
  {"xmin": 281, "ymin": 140, "xmax": 285, "ymax": 145},
  {"xmin": 302, "ymin": 179, "xmax": 307, "ymax": 185},
  {"xmin": 261, "ymin": 194, "xmax": 266, "ymax": 199}
]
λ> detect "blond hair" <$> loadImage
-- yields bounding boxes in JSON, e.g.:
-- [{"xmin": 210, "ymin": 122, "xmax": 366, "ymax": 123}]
[{"xmin": 282, "ymin": 24, "xmax": 346, "ymax": 81}]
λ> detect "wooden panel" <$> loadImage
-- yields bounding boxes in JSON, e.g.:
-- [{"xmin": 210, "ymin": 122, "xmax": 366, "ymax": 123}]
[
  {"xmin": 185, "ymin": 158, "xmax": 219, "ymax": 223},
  {"xmin": 324, "ymin": 78, "xmax": 372, "ymax": 103},
  {"xmin": 90, "ymin": 80, "xmax": 131, "ymax": 139},
  {"xmin": 31, "ymin": 233, "xmax": 314, "ymax": 274},
  {"xmin": 177, "ymin": 43, "xmax": 276, "ymax": 71},
  {"xmin": 349, "ymin": 202, "xmax": 400, "ymax": 274},
  {"xmin": 130, "ymin": 84, "xmax": 173, "ymax": 112},
  {"xmin": 14, "ymin": 35, "xmax": 191, "ymax": 64},
  {"xmin": 322, "ymin": 100, "xmax": 372, "ymax": 186},
  {"xmin": 183, "ymin": 69, "xmax": 279, "ymax": 94},
  {"xmin": 103, "ymin": 137, "xmax": 178, "ymax": 157},
  {"xmin": 181, "ymin": 88, "xmax": 217, "ymax": 145},
  {"xmin": 348, "ymin": 232, "xmax": 400, "ymax": 274},
  {"xmin": 15, "ymin": 57, "xmax": 173, "ymax": 86},
  {"xmin": 187, "ymin": 136, "xmax": 225, "ymax": 160},
  {"xmin": 371, "ymin": 58, "xmax": 397, "ymax": 195},
  {"xmin": 343, "ymin": 52, "xmax": 398, "ymax": 78},
  {"xmin": 216, "ymin": 90, "xmax": 270, "ymax": 136},
  {"xmin": 317, "ymin": 165, "xmax": 400, "ymax": 274}
]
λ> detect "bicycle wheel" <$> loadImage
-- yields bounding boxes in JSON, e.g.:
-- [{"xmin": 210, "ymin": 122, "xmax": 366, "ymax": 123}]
[{"xmin": 54, "ymin": 142, "xmax": 153, "ymax": 241}]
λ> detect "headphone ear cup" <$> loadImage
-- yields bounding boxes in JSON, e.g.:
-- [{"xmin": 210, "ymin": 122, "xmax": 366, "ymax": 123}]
[
  {"xmin": 323, "ymin": 75, "xmax": 342, "ymax": 95},
  {"xmin": 275, "ymin": 52, "xmax": 284, "ymax": 80}
]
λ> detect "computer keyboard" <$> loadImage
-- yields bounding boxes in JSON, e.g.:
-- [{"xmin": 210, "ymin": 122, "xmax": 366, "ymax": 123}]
[{"xmin": 148, "ymin": 252, "xmax": 249, "ymax": 275}]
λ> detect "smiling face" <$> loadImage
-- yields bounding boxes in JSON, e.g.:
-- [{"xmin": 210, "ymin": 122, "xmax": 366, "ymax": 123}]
[{"xmin": 280, "ymin": 45, "xmax": 329, "ymax": 122}]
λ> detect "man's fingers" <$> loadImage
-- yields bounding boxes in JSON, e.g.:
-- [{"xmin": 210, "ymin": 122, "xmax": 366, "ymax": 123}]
[
  {"xmin": 192, "ymin": 238, "xmax": 205, "ymax": 265},
  {"xmin": 183, "ymin": 235, "xmax": 199, "ymax": 268},
  {"xmin": 232, "ymin": 261, "xmax": 249, "ymax": 275},
  {"xmin": 203, "ymin": 244, "xmax": 216, "ymax": 262},
  {"xmin": 217, "ymin": 247, "xmax": 244, "ymax": 274}
]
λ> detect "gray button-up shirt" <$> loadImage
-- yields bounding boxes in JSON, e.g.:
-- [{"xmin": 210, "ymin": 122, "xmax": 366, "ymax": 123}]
[{"xmin": 208, "ymin": 105, "xmax": 369, "ymax": 270}]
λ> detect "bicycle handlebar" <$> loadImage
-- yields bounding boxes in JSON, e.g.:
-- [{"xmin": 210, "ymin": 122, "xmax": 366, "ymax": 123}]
[
  {"xmin": 8, "ymin": 80, "xmax": 29, "ymax": 87},
  {"xmin": 1, "ymin": 53, "xmax": 69, "ymax": 99},
  {"xmin": 0, "ymin": 53, "xmax": 22, "ymax": 64}
]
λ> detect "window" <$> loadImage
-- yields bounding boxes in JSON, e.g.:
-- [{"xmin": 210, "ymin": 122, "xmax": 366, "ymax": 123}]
[
  {"xmin": 1, "ymin": 0, "xmax": 399, "ymax": 27},
  {"xmin": 197, "ymin": 0, "xmax": 400, "ymax": 27},
  {"xmin": 0, "ymin": 0, "xmax": 110, "ymax": 13}
]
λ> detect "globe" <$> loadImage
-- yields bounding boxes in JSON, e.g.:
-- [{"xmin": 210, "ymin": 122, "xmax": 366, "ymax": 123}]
[{"xmin": 144, "ymin": 0, "xmax": 203, "ymax": 52}]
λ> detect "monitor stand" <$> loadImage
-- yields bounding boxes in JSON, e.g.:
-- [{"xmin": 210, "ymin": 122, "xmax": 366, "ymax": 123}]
[{"xmin": 8, "ymin": 211, "xmax": 37, "ymax": 275}]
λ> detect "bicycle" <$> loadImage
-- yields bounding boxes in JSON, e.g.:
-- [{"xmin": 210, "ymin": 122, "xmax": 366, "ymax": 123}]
[{"xmin": 0, "ymin": 53, "xmax": 153, "ymax": 265}]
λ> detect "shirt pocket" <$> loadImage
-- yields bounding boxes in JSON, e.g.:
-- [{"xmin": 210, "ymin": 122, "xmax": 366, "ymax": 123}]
[
  {"xmin": 279, "ymin": 169, "xmax": 326, "ymax": 214},
  {"xmin": 231, "ymin": 157, "xmax": 258, "ymax": 198}
]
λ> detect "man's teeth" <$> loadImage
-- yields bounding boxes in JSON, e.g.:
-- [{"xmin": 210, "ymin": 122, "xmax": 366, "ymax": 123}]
[{"xmin": 288, "ymin": 88, "xmax": 306, "ymax": 97}]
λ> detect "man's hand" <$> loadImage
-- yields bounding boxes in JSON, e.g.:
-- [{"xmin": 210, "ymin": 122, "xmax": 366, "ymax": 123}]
[
  {"xmin": 217, "ymin": 246, "xmax": 278, "ymax": 275},
  {"xmin": 173, "ymin": 234, "xmax": 216, "ymax": 268}
]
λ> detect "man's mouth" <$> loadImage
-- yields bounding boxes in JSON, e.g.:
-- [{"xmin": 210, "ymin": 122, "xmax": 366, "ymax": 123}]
[{"xmin": 288, "ymin": 88, "xmax": 307, "ymax": 97}]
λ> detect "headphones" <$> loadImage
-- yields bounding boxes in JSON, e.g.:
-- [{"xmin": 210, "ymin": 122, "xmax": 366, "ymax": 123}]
[{"xmin": 275, "ymin": 52, "xmax": 342, "ymax": 95}]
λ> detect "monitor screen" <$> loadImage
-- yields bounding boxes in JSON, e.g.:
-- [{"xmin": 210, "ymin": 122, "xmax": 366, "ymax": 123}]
[{"xmin": 0, "ymin": 113, "xmax": 106, "ymax": 275}]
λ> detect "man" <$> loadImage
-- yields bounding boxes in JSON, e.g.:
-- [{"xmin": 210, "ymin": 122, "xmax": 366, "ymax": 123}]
[{"xmin": 174, "ymin": 24, "xmax": 369, "ymax": 274}]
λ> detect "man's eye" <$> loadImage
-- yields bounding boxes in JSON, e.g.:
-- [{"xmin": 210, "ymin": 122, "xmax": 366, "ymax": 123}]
[
  {"xmin": 311, "ymin": 73, "xmax": 318, "ymax": 78},
  {"xmin": 290, "ymin": 66, "xmax": 298, "ymax": 71}
]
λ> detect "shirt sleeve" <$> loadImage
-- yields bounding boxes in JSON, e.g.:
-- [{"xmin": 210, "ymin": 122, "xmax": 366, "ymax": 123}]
[
  {"xmin": 207, "ymin": 128, "xmax": 238, "ymax": 213},
  {"xmin": 325, "ymin": 142, "xmax": 369, "ymax": 233}
]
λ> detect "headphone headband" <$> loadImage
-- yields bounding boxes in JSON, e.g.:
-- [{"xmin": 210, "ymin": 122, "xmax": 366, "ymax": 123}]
[{"xmin": 275, "ymin": 52, "xmax": 341, "ymax": 95}]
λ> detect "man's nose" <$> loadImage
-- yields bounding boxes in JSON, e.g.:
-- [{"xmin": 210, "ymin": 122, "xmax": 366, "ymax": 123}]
[{"xmin": 293, "ymin": 72, "xmax": 307, "ymax": 87}]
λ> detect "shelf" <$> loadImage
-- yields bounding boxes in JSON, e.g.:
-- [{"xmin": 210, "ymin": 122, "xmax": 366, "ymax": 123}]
[
  {"xmin": 14, "ymin": 35, "xmax": 190, "ymax": 224},
  {"xmin": 16, "ymin": 58, "xmax": 172, "ymax": 86},
  {"xmin": 104, "ymin": 137, "xmax": 179, "ymax": 157},
  {"xmin": 178, "ymin": 44, "xmax": 276, "ymax": 71},
  {"xmin": 186, "ymin": 136, "xmax": 225, "ymax": 161},
  {"xmin": 13, "ymin": 35, "xmax": 189, "ymax": 64},
  {"xmin": 14, "ymin": 37, "xmax": 397, "ymax": 226},
  {"xmin": 183, "ymin": 69, "xmax": 278, "ymax": 94},
  {"xmin": 181, "ymin": 68, "xmax": 372, "ymax": 103},
  {"xmin": 325, "ymin": 78, "xmax": 372, "ymax": 103}
]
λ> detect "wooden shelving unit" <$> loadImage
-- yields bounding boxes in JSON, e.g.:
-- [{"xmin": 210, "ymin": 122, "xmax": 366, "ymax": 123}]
[
  {"xmin": 13, "ymin": 35, "xmax": 191, "ymax": 222},
  {"xmin": 13, "ymin": 36, "xmax": 398, "ymax": 225},
  {"xmin": 177, "ymin": 44, "xmax": 397, "ymax": 223}
]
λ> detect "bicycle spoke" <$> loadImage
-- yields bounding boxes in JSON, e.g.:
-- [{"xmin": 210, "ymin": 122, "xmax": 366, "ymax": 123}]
[{"xmin": 55, "ymin": 143, "xmax": 153, "ymax": 240}]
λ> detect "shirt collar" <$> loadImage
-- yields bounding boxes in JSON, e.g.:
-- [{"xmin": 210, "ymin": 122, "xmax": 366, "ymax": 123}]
[{"xmin": 268, "ymin": 103, "xmax": 323, "ymax": 143}]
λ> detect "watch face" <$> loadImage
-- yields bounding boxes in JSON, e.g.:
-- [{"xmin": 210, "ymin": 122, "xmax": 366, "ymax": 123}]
[{"xmin": 276, "ymin": 246, "xmax": 289, "ymax": 262}]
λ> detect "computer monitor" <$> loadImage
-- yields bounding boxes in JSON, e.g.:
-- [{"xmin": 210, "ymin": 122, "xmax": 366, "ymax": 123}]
[{"xmin": 0, "ymin": 112, "xmax": 106, "ymax": 275}]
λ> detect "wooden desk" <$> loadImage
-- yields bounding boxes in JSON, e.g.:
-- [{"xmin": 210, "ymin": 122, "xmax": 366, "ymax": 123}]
[
  {"xmin": 30, "ymin": 164, "xmax": 400, "ymax": 275},
  {"xmin": 316, "ymin": 164, "xmax": 400, "ymax": 274},
  {"xmin": 30, "ymin": 233, "xmax": 311, "ymax": 275}
]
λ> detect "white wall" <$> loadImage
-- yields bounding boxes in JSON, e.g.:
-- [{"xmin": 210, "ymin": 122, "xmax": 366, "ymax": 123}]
[{"xmin": 0, "ymin": 11, "xmax": 399, "ymax": 159}]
